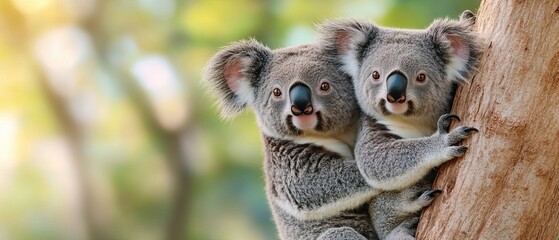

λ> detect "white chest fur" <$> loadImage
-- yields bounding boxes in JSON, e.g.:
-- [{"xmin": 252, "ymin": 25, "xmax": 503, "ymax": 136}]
[
  {"xmin": 294, "ymin": 136, "xmax": 354, "ymax": 159},
  {"xmin": 293, "ymin": 127, "xmax": 357, "ymax": 159},
  {"xmin": 376, "ymin": 115, "xmax": 435, "ymax": 139}
]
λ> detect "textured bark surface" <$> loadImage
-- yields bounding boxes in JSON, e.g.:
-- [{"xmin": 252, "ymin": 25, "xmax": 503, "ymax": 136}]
[{"xmin": 417, "ymin": 1, "xmax": 559, "ymax": 239}]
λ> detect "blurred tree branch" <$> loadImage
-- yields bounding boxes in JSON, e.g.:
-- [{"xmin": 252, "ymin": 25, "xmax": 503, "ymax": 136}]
[
  {"xmin": 82, "ymin": 1, "xmax": 193, "ymax": 240},
  {"xmin": 35, "ymin": 66, "xmax": 108, "ymax": 240},
  {"xmin": 0, "ymin": 2, "xmax": 104, "ymax": 239}
]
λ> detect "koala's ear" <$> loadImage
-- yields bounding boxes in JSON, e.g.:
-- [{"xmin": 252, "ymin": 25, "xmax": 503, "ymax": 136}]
[
  {"xmin": 317, "ymin": 19, "xmax": 378, "ymax": 78},
  {"xmin": 428, "ymin": 14, "xmax": 481, "ymax": 83},
  {"xmin": 203, "ymin": 39, "xmax": 271, "ymax": 118}
]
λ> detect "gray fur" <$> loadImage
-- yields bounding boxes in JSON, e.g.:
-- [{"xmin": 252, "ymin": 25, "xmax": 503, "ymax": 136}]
[
  {"xmin": 205, "ymin": 41, "xmax": 376, "ymax": 239},
  {"xmin": 370, "ymin": 178, "xmax": 436, "ymax": 239},
  {"xmin": 318, "ymin": 227, "xmax": 368, "ymax": 240},
  {"xmin": 318, "ymin": 10, "xmax": 481, "ymax": 239}
]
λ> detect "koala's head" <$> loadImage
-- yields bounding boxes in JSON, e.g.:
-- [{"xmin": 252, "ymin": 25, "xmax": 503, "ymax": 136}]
[
  {"xmin": 204, "ymin": 40, "xmax": 360, "ymax": 140},
  {"xmin": 319, "ymin": 12, "xmax": 480, "ymax": 134}
]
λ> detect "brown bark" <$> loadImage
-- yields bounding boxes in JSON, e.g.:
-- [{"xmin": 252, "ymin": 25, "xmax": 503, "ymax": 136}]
[{"xmin": 417, "ymin": 1, "xmax": 559, "ymax": 239}]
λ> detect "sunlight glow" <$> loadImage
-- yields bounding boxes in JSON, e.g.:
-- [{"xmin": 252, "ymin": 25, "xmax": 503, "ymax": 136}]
[
  {"xmin": 131, "ymin": 56, "xmax": 189, "ymax": 131},
  {"xmin": 34, "ymin": 26, "xmax": 93, "ymax": 98},
  {"xmin": 0, "ymin": 114, "xmax": 19, "ymax": 192},
  {"xmin": 11, "ymin": 0, "xmax": 54, "ymax": 15}
]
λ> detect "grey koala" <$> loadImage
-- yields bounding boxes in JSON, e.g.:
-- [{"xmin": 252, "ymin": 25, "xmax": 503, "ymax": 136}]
[
  {"xmin": 318, "ymin": 10, "xmax": 480, "ymax": 239},
  {"xmin": 204, "ymin": 21, "xmax": 477, "ymax": 239},
  {"xmin": 205, "ymin": 41, "xmax": 377, "ymax": 239}
]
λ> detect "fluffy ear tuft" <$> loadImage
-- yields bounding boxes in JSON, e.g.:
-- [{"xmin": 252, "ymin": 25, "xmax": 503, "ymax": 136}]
[
  {"xmin": 203, "ymin": 39, "xmax": 271, "ymax": 118},
  {"xmin": 317, "ymin": 18, "xmax": 378, "ymax": 78},
  {"xmin": 428, "ymin": 13, "xmax": 481, "ymax": 84}
]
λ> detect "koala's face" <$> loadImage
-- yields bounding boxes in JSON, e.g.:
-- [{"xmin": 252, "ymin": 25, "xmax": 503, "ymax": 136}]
[
  {"xmin": 204, "ymin": 41, "xmax": 360, "ymax": 140},
  {"xmin": 319, "ymin": 15, "xmax": 479, "ymax": 133},
  {"xmin": 253, "ymin": 45, "xmax": 359, "ymax": 138},
  {"xmin": 355, "ymin": 30, "xmax": 454, "ymax": 124}
]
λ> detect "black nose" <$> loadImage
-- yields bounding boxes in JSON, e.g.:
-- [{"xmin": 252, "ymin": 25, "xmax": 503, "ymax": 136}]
[
  {"xmin": 289, "ymin": 83, "xmax": 313, "ymax": 116},
  {"xmin": 386, "ymin": 71, "xmax": 407, "ymax": 103}
]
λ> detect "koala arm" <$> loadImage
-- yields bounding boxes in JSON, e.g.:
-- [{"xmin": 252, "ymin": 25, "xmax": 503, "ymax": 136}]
[
  {"xmin": 264, "ymin": 136, "xmax": 380, "ymax": 220},
  {"xmin": 355, "ymin": 114, "xmax": 477, "ymax": 191}
]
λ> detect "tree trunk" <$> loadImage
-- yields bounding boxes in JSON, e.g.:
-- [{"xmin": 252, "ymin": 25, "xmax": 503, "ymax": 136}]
[{"xmin": 417, "ymin": 1, "xmax": 559, "ymax": 239}]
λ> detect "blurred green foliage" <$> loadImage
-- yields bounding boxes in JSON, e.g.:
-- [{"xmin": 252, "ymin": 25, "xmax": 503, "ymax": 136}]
[{"xmin": 0, "ymin": 0, "xmax": 479, "ymax": 239}]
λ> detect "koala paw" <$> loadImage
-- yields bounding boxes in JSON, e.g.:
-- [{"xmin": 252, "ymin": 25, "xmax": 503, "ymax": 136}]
[
  {"xmin": 435, "ymin": 114, "xmax": 478, "ymax": 160},
  {"xmin": 436, "ymin": 114, "xmax": 478, "ymax": 144},
  {"xmin": 415, "ymin": 189, "xmax": 442, "ymax": 207},
  {"xmin": 406, "ymin": 189, "xmax": 442, "ymax": 213},
  {"xmin": 447, "ymin": 126, "xmax": 478, "ymax": 145},
  {"xmin": 446, "ymin": 146, "xmax": 469, "ymax": 158}
]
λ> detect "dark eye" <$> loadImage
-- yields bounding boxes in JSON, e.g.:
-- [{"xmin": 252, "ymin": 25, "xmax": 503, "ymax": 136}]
[
  {"xmin": 372, "ymin": 71, "xmax": 380, "ymax": 80},
  {"xmin": 320, "ymin": 82, "xmax": 330, "ymax": 92},
  {"xmin": 273, "ymin": 88, "xmax": 282, "ymax": 97},
  {"xmin": 416, "ymin": 73, "xmax": 426, "ymax": 83}
]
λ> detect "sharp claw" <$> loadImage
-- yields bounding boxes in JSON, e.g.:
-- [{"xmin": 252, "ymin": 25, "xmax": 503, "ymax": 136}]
[
  {"xmin": 447, "ymin": 114, "xmax": 461, "ymax": 122},
  {"xmin": 439, "ymin": 114, "xmax": 461, "ymax": 123},
  {"xmin": 438, "ymin": 114, "xmax": 462, "ymax": 133},
  {"xmin": 465, "ymin": 127, "xmax": 479, "ymax": 133},
  {"xmin": 460, "ymin": 10, "xmax": 476, "ymax": 21},
  {"xmin": 427, "ymin": 189, "xmax": 443, "ymax": 198}
]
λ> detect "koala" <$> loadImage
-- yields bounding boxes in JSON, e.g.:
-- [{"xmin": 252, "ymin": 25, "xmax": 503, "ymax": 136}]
[
  {"xmin": 318, "ymin": 10, "xmax": 480, "ymax": 239},
  {"xmin": 204, "ymin": 41, "xmax": 377, "ymax": 239}
]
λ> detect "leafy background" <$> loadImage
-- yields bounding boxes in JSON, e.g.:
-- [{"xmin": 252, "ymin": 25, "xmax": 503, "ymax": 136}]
[{"xmin": 0, "ymin": 0, "xmax": 479, "ymax": 239}]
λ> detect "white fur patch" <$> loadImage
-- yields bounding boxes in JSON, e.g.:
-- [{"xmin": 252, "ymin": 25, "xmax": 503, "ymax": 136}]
[
  {"xmin": 445, "ymin": 34, "xmax": 471, "ymax": 83},
  {"xmin": 446, "ymin": 54, "xmax": 468, "ymax": 82},
  {"xmin": 235, "ymin": 79, "xmax": 254, "ymax": 103},
  {"xmin": 340, "ymin": 52, "xmax": 360, "ymax": 79},
  {"xmin": 275, "ymin": 189, "xmax": 380, "ymax": 220},
  {"xmin": 235, "ymin": 58, "xmax": 256, "ymax": 104},
  {"xmin": 294, "ymin": 136, "xmax": 354, "ymax": 159},
  {"xmin": 374, "ymin": 115, "xmax": 435, "ymax": 139},
  {"xmin": 339, "ymin": 30, "xmax": 369, "ymax": 79},
  {"xmin": 361, "ymin": 163, "xmax": 432, "ymax": 191}
]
